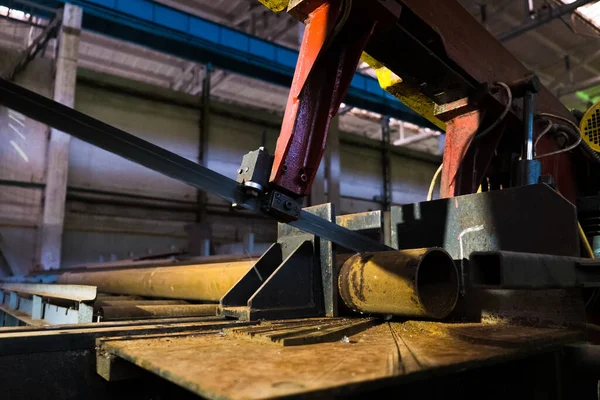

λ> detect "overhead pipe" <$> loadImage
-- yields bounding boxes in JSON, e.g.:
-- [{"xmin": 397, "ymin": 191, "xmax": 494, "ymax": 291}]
[
  {"xmin": 498, "ymin": 0, "xmax": 596, "ymax": 42},
  {"xmin": 95, "ymin": 299, "xmax": 188, "ymax": 307}
]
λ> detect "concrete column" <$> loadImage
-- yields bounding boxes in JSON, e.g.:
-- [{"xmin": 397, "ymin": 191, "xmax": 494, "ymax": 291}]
[
  {"xmin": 243, "ymin": 232, "xmax": 255, "ymax": 254},
  {"xmin": 38, "ymin": 5, "xmax": 82, "ymax": 270},
  {"xmin": 325, "ymin": 116, "xmax": 341, "ymax": 210},
  {"xmin": 380, "ymin": 116, "xmax": 392, "ymax": 211}
]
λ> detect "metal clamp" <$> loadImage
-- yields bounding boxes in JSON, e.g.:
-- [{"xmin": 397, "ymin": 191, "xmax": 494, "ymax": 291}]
[
  {"xmin": 236, "ymin": 147, "xmax": 274, "ymax": 195},
  {"xmin": 263, "ymin": 191, "xmax": 302, "ymax": 222}
]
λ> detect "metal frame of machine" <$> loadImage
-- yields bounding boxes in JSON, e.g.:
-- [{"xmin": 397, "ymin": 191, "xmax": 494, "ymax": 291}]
[{"xmin": 2, "ymin": 0, "xmax": 600, "ymax": 398}]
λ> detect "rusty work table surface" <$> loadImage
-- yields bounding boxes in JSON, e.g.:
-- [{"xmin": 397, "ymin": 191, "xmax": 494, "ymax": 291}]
[{"xmin": 96, "ymin": 318, "xmax": 583, "ymax": 399}]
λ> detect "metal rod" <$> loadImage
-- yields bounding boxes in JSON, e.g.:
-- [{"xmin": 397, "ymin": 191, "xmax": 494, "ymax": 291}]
[
  {"xmin": 95, "ymin": 300, "xmax": 188, "ymax": 307},
  {"xmin": 100, "ymin": 304, "xmax": 217, "ymax": 321},
  {"xmin": 498, "ymin": 0, "xmax": 596, "ymax": 42},
  {"xmin": 57, "ymin": 262, "xmax": 255, "ymax": 301},
  {"xmin": 1, "ymin": 13, "xmax": 61, "ymax": 81},
  {"xmin": 338, "ymin": 248, "xmax": 459, "ymax": 319}
]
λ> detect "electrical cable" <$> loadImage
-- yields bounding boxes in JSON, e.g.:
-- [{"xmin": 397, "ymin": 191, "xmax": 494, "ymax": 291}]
[
  {"xmin": 474, "ymin": 82, "xmax": 512, "ymax": 140},
  {"xmin": 536, "ymin": 112, "xmax": 580, "ymax": 136},
  {"xmin": 533, "ymin": 119, "xmax": 553, "ymax": 157},
  {"xmin": 427, "ymin": 163, "xmax": 443, "ymax": 201},
  {"xmin": 534, "ymin": 113, "xmax": 582, "ymax": 159},
  {"xmin": 579, "ymin": 222, "xmax": 595, "ymax": 259},
  {"xmin": 559, "ymin": 123, "xmax": 600, "ymax": 164}
]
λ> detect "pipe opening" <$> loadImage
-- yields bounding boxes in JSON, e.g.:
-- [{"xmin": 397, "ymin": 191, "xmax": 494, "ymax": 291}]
[
  {"xmin": 470, "ymin": 253, "xmax": 502, "ymax": 286},
  {"xmin": 416, "ymin": 250, "xmax": 459, "ymax": 319}
]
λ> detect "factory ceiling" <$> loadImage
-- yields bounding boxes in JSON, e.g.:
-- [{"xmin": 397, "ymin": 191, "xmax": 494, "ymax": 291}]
[{"xmin": 2, "ymin": 0, "xmax": 600, "ymax": 154}]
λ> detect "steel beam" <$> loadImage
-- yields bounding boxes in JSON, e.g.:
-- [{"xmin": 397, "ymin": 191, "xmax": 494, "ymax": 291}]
[
  {"xmin": 498, "ymin": 0, "xmax": 596, "ymax": 42},
  {"xmin": 1, "ymin": 12, "xmax": 61, "ymax": 81}
]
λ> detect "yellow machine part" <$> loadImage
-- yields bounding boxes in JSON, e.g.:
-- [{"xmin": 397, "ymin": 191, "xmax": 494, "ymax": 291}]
[
  {"xmin": 360, "ymin": 53, "xmax": 446, "ymax": 131},
  {"xmin": 257, "ymin": 0, "xmax": 289, "ymax": 12},
  {"xmin": 580, "ymin": 100, "xmax": 600, "ymax": 152}
]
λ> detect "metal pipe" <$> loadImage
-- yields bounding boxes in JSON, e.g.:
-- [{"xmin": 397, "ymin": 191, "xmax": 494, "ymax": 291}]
[
  {"xmin": 100, "ymin": 304, "xmax": 217, "ymax": 321},
  {"xmin": 68, "ymin": 254, "xmax": 259, "ymax": 272},
  {"xmin": 95, "ymin": 300, "xmax": 188, "ymax": 307},
  {"xmin": 470, "ymin": 251, "xmax": 600, "ymax": 289},
  {"xmin": 57, "ymin": 261, "xmax": 255, "ymax": 301},
  {"xmin": 498, "ymin": 0, "xmax": 596, "ymax": 42},
  {"xmin": 338, "ymin": 248, "xmax": 459, "ymax": 319}
]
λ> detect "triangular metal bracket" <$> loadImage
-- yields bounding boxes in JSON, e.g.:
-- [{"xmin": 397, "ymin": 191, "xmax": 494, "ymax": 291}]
[{"xmin": 219, "ymin": 241, "xmax": 323, "ymax": 321}]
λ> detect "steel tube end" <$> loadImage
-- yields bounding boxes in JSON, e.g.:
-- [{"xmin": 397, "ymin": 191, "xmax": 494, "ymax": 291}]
[{"xmin": 338, "ymin": 248, "xmax": 459, "ymax": 319}]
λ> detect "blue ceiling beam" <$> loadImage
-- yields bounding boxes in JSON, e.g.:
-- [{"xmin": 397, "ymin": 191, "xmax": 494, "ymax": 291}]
[{"xmin": 5, "ymin": 0, "xmax": 432, "ymax": 127}]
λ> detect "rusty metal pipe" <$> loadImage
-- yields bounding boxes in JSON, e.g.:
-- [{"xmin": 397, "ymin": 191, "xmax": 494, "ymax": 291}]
[
  {"xmin": 57, "ymin": 261, "xmax": 255, "ymax": 301},
  {"xmin": 100, "ymin": 304, "xmax": 217, "ymax": 321},
  {"xmin": 338, "ymin": 248, "xmax": 459, "ymax": 319},
  {"xmin": 96, "ymin": 300, "xmax": 188, "ymax": 307}
]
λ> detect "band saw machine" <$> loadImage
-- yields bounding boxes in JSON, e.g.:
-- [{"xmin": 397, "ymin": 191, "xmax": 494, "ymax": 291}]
[{"xmin": 2, "ymin": 0, "xmax": 600, "ymax": 398}]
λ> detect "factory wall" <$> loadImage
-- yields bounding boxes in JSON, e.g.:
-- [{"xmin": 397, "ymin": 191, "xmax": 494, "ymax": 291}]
[
  {"xmin": 0, "ymin": 52, "xmax": 439, "ymax": 275},
  {"xmin": 0, "ymin": 54, "xmax": 53, "ymax": 276}
]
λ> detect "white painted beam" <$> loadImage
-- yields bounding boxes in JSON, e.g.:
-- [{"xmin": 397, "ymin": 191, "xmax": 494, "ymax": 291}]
[{"xmin": 393, "ymin": 131, "xmax": 440, "ymax": 146}]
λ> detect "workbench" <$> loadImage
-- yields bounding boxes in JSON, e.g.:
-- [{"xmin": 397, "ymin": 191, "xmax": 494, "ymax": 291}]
[{"xmin": 94, "ymin": 318, "xmax": 582, "ymax": 399}]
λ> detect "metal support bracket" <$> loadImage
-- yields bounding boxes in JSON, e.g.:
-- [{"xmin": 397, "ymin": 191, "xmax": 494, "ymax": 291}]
[
  {"xmin": 0, "ymin": 283, "xmax": 96, "ymax": 326},
  {"xmin": 219, "ymin": 241, "xmax": 322, "ymax": 320},
  {"xmin": 221, "ymin": 203, "xmax": 339, "ymax": 320}
]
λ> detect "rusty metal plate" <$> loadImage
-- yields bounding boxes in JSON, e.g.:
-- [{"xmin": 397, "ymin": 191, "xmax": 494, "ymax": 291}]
[{"xmin": 96, "ymin": 320, "xmax": 581, "ymax": 399}]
